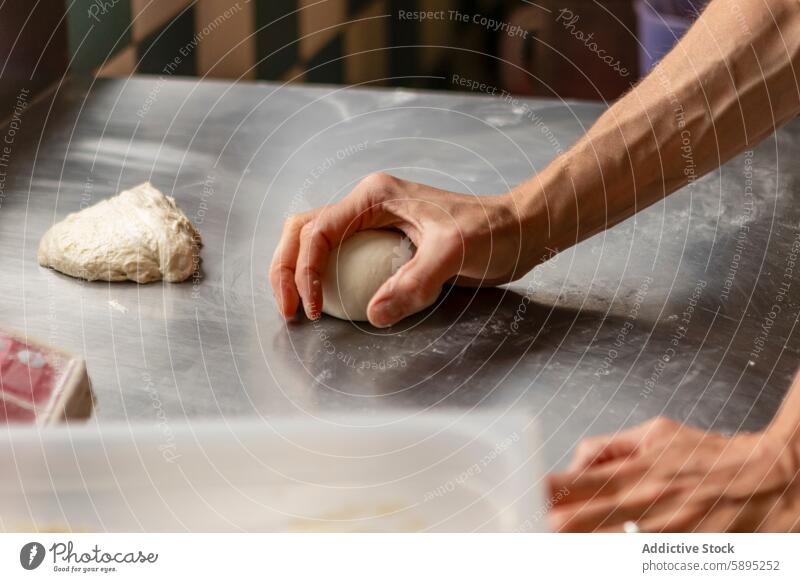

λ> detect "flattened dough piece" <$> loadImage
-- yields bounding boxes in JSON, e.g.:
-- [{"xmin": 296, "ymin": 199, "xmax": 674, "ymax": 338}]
[
  {"xmin": 38, "ymin": 182, "xmax": 201, "ymax": 283},
  {"xmin": 321, "ymin": 229, "xmax": 413, "ymax": 322}
]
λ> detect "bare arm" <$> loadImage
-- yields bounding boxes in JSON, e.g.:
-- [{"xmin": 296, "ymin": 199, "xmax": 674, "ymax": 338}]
[
  {"xmin": 271, "ymin": 0, "xmax": 800, "ymax": 531},
  {"xmin": 271, "ymin": 0, "xmax": 800, "ymax": 328},
  {"xmin": 540, "ymin": 1, "xmax": 800, "ymax": 532},
  {"xmin": 514, "ymin": 0, "xmax": 800, "ymax": 257},
  {"xmin": 769, "ymin": 371, "xmax": 800, "ymax": 467}
]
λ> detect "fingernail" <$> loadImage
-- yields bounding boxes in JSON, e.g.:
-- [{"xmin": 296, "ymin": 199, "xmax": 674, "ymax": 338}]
[
  {"xmin": 305, "ymin": 278, "xmax": 321, "ymax": 320},
  {"xmin": 370, "ymin": 300, "xmax": 402, "ymax": 328},
  {"xmin": 304, "ymin": 300, "xmax": 318, "ymax": 320}
]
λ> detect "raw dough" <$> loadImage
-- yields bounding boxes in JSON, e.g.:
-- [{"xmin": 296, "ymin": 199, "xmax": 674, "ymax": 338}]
[
  {"xmin": 38, "ymin": 182, "xmax": 201, "ymax": 283},
  {"xmin": 321, "ymin": 230, "xmax": 413, "ymax": 321}
]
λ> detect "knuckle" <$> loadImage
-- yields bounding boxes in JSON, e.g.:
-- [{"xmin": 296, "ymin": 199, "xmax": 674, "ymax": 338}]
[
  {"xmin": 294, "ymin": 265, "xmax": 319, "ymax": 287},
  {"xmin": 360, "ymin": 171, "xmax": 395, "ymax": 192},
  {"xmin": 299, "ymin": 220, "xmax": 318, "ymax": 243},
  {"xmin": 575, "ymin": 439, "xmax": 598, "ymax": 457},
  {"xmin": 648, "ymin": 417, "xmax": 678, "ymax": 435},
  {"xmin": 299, "ymin": 221, "xmax": 333, "ymax": 252},
  {"xmin": 296, "ymin": 261, "xmax": 318, "ymax": 277},
  {"xmin": 358, "ymin": 173, "xmax": 401, "ymax": 208},
  {"xmin": 285, "ymin": 213, "xmax": 307, "ymax": 232}
]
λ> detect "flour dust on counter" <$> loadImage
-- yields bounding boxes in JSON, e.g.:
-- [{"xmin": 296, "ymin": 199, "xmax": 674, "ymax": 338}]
[{"xmin": 38, "ymin": 182, "xmax": 202, "ymax": 284}]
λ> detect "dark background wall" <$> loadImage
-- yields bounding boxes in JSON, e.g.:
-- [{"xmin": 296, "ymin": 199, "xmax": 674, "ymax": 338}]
[
  {"xmin": 0, "ymin": 1, "xmax": 68, "ymax": 122},
  {"xmin": 1, "ymin": 1, "xmax": 705, "ymax": 111},
  {"xmin": 65, "ymin": 0, "xmax": 647, "ymax": 100}
]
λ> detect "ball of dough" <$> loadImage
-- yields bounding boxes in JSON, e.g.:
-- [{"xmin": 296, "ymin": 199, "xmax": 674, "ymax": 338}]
[{"xmin": 321, "ymin": 230, "xmax": 413, "ymax": 321}]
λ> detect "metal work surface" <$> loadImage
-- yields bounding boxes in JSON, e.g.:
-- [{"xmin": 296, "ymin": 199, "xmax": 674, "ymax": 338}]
[{"xmin": 1, "ymin": 77, "xmax": 798, "ymax": 468}]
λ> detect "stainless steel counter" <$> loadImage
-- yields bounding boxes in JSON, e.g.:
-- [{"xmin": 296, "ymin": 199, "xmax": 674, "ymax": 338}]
[{"xmin": 2, "ymin": 77, "xmax": 799, "ymax": 469}]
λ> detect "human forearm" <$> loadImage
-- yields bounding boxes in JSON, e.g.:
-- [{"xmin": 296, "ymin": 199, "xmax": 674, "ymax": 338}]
[
  {"xmin": 512, "ymin": 0, "xmax": 800, "ymax": 256},
  {"xmin": 271, "ymin": 2, "xmax": 800, "ymax": 326}
]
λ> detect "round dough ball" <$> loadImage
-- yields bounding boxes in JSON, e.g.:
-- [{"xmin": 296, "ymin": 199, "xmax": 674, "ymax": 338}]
[{"xmin": 321, "ymin": 230, "xmax": 412, "ymax": 321}]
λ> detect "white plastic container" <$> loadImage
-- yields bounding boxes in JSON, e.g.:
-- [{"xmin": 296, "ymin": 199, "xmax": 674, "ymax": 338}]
[{"xmin": 0, "ymin": 412, "xmax": 547, "ymax": 532}]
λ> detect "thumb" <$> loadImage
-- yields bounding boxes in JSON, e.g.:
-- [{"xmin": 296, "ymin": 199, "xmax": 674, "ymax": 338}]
[{"xmin": 367, "ymin": 239, "xmax": 458, "ymax": 327}]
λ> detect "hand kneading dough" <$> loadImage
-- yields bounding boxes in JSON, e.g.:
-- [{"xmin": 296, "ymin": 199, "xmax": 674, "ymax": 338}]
[
  {"xmin": 321, "ymin": 230, "xmax": 413, "ymax": 321},
  {"xmin": 38, "ymin": 182, "xmax": 201, "ymax": 283}
]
